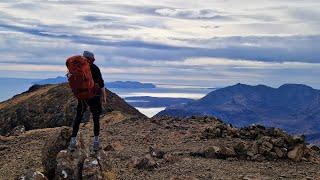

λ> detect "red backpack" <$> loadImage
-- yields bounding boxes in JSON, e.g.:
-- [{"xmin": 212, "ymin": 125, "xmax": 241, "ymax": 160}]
[{"xmin": 66, "ymin": 55, "xmax": 95, "ymax": 100}]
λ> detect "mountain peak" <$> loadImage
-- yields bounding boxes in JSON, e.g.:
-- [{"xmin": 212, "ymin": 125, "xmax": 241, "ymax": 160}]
[
  {"xmin": 158, "ymin": 83, "xmax": 320, "ymax": 142},
  {"xmin": 230, "ymin": 83, "xmax": 272, "ymax": 90},
  {"xmin": 233, "ymin": 83, "xmax": 249, "ymax": 87},
  {"xmin": 279, "ymin": 83, "xmax": 314, "ymax": 90},
  {"xmin": 0, "ymin": 83, "xmax": 145, "ymax": 136}
]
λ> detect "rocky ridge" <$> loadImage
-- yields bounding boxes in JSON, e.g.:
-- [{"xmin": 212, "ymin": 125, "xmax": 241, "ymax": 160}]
[
  {"xmin": 0, "ymin": 83, "xmax": 144, "ymax": 136},
  {"xmin": 1, "ymin": 112, "xmax": 319, "ymax": 179},
  {"xmin": 1, "ymin": 83, "xmax": 320, "ymax": 179},
  {"xmin": 196, "ymin": 117, "xmax": 319, "ymax": 162}
]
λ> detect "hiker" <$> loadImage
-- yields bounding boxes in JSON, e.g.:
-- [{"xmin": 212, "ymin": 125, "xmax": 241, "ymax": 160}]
[{"xmin": 66, "ymin": 51, "xmax": 106, "ymax": 151}]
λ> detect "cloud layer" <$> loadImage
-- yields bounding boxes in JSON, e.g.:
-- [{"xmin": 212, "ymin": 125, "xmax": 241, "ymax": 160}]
[{"xmin": 0, "ymin": 0, "xmax": 319, "ymax": 88}]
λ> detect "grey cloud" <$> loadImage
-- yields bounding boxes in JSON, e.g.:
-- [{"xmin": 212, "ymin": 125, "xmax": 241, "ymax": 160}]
[
  {"xmin": 82, "ymin": 15, "xmax": 116, "ymax": 22},
  {"xmin": 0, "ymin": 0, "xmax": 319, "ymax": 88},
  {"xmin": 154, "ymin": 8, "xmax": 232, "ymax": 20},
  {"xmin": 90, "ymin": 23, "xmax": 140, "ymax": 30},
  {"xmin": 166, "ymin": 35, "xmax": 320, "ymax": 62},
  {"xmin": 240, "ymin": 14, "xmax": 277, "ymax": 22},
  {"xmin": 85, "ymin": 6, "xmax": 169, "ymax": 29},
  {"xmin": 91, "ymin": 35, "xmax": 320, "ymax": 63},
  {"xmin": 201, "ymin": 25, "xmax": 220, "ymax": 29},
  {"xmin": 288, "ymin": 8, "xmax": 320, "ymax": 22},
  {"xmin": 0, "ymin": 1, "xmax": 319, "ymax": 65},
  {"xmin": 80, "ymin": 13, "xmax": 126, "ymax": 23},
  {"xmin": 1, "ymin": 21, "xmax": 319, "ymax": 64},
  {"xmin": 0, "ymin": 23, "xmax": 180, "ymax": 50},
  {"xmin": 108, "ymin": 4, "xmax": 164, "ymax": 15},
  {"xmin": 9, "ymin": 2, "xmax": 44, "ymax": 10},
  {"xmin": 80, "ymin": 14, "xmax": 141, "ymax": 30}
]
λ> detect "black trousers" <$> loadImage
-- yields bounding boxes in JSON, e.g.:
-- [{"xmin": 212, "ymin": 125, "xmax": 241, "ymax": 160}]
[{"xmin": 71, "ymin": 95, "xmax": 102, "ymax": 137}]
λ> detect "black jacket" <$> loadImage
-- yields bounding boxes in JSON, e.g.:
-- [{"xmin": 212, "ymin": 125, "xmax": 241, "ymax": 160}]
[{"xmin": 90, "ymin": 64, "xmax": 104, "ymax": 88}]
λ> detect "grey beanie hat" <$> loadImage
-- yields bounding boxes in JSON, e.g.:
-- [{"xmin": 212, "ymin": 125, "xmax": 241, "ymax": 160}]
[{"xmin": 83, "ymin": 51, "xmax": 95, "ymax": 60}]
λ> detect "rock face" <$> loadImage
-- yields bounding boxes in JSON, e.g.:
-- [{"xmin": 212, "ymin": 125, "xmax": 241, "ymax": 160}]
[
  {"xmin": 55, "ymin": 145, "xmax": 114, "ymax": 180},
  {"xmin": 82, "ymin": 156, "xmax": 103, "ymax": 179},
  {"xmin": 55, "ymin": 149, "xmax": 87, "ymax": 179},
  {"xmin": 0, "ymin": 83, "xmax": 145, "ymax": 136},
  {"xmin": 43, "ymin": 127, "xmax": 114, "ymax": 180},
  {"xmin": 42, "ymin": 127, "xmax": 72, "ymax": 178}
]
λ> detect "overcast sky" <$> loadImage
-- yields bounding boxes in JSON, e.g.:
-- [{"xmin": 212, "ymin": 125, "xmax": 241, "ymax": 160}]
[{"xmin": 0, "ymin": 0, "xmax": 319, "ymax": 88}]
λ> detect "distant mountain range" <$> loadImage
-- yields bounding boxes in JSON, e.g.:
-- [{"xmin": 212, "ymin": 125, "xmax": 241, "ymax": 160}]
[
  {"xmin": 32, "ymin": 76, "xmax": 156, "ymax": 89},
  {"xmin": 157, "ymin": 83, "xmax": 320, "ymax": 142},
  {"xmin": 32, "ymin": 76, "xmax": 66, "ymax": 85},
  {"xmin": 125, "ymin": 96, "xmax": 194, "ymax": 108},
  {"xmin": 0, "ymin": 78, "xmax": 40, "ymax": 102},
  {"xmin": 106, "ymin": 81, "xmax": 156, "ymax": 88}
]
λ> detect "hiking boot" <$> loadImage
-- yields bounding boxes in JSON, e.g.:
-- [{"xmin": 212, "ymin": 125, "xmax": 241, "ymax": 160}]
[
  {"xmin": 68, "ymin": 138, "xmax": 77, "ymax": 151},
  {"xmin": 93, "ymin": 139, "xmax": 101, "ymax": 151}
]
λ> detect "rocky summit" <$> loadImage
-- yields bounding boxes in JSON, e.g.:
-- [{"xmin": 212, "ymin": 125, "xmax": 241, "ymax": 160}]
[
  {"xmin": 0, "ymin": 113, "xmax": 320, "ymax": 179},
  {"xmin": 0, "ymin": 84, "xmax": 320, "ymax": 179},
  {"xmin": 0, "ymin": 83, "xmax": 144, "ymax": 136}
]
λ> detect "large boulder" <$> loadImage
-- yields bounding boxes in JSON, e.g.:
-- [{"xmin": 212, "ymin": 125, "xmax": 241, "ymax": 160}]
[
  {"xmin": 219, "ymin": 146, "xmax": 237, "ymax": 158},
  {"xmin": 191, "ymin": 145, "xmax": 236, "ymax": 159},
  {"xmin": 203, "ymin": 146, "xmax": 221, "ymax": 158},
  {"xmin": 271, "ymin": 137, "xmax": 285, "ymax": 147},
  {"xmin": 149, "ymin": 146, "xmax": 165, "ymax": 159},
  {"xmin": 309, "ymin": 145, "xmax": 320, "ymax": 152},
  {"xmin": 11, "ymin": 125, "xmax": 26, "ymax": 136},
  {"xmin": 82, "ymin": 150, "xmax": 114, "ymax": 180},
  {"xmin": 18, "ymin": 170, "xmax": 48, "ymax": 180},
  {"xmin": 42, "ymin": 127, "xmax": 72, "ymax": 178},
  {"xmin": 54, "ymin": 132, "xmax": 87, "ymax": 179},
  {"xmin": 304, "ymin": 147, "xmax": 320, "ymax": 164},
  {"xmin": 202, "ymin": 124, "xmax": 239, "ymax": 139},
  {"xmin": 287, "ymin": 144, "xmax": 305, "ymax": 161},
  {"xmin": 82, "ymin": 156, "xmax": 103, "ymax": 180},
  {"xmin": 133, "ymin": 154, "xmax": 158, "ymax": 170},
  {"xmin": 258, "ymin": 141, "xmax": 273, "ymax": 155},
  {"xmin": 246, "ymin": 142, "xmax": 259, "ymax": 158},
  {"xmin": 55, "ymin": 149, "xmax": 86, "ymax": 180},
  {"xmin": 273, "ymin": 147, "xmax": 287, "ymax": 158},
  {"xmin": 234, "ymin": 141, "xmax": 249, "ymax": 158}
]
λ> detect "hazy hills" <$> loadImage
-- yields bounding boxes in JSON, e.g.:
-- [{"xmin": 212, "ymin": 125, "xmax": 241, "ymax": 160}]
[
  {"xmin": 32, "ymin": 76, "xmax": 156, "ymax": 89},
  {"xmin": 0, "ymin": 78, "xmax": 40, "ymax": 101},
  {"xmin": 157, "ymin": 83, "xmax": 320, "ymax": 143}
]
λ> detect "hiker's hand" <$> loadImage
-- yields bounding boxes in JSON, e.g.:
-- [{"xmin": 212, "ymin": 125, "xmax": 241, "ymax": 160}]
[
  {"xmin": 101, "ymin": 88, "xmax": 107, "ymax": 106},
  {"xmin": 100, "ymin": 94, "xmax": 106, "ymax": 106},
  {"xmin": 105, "ymin": 107, "xmax": 113, "ymax": 113}
]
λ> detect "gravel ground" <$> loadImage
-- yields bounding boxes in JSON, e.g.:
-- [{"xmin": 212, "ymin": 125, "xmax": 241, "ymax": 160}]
[{"xmin": 1, "ymin": 112, "xmax": 320, "ymax": 179}]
